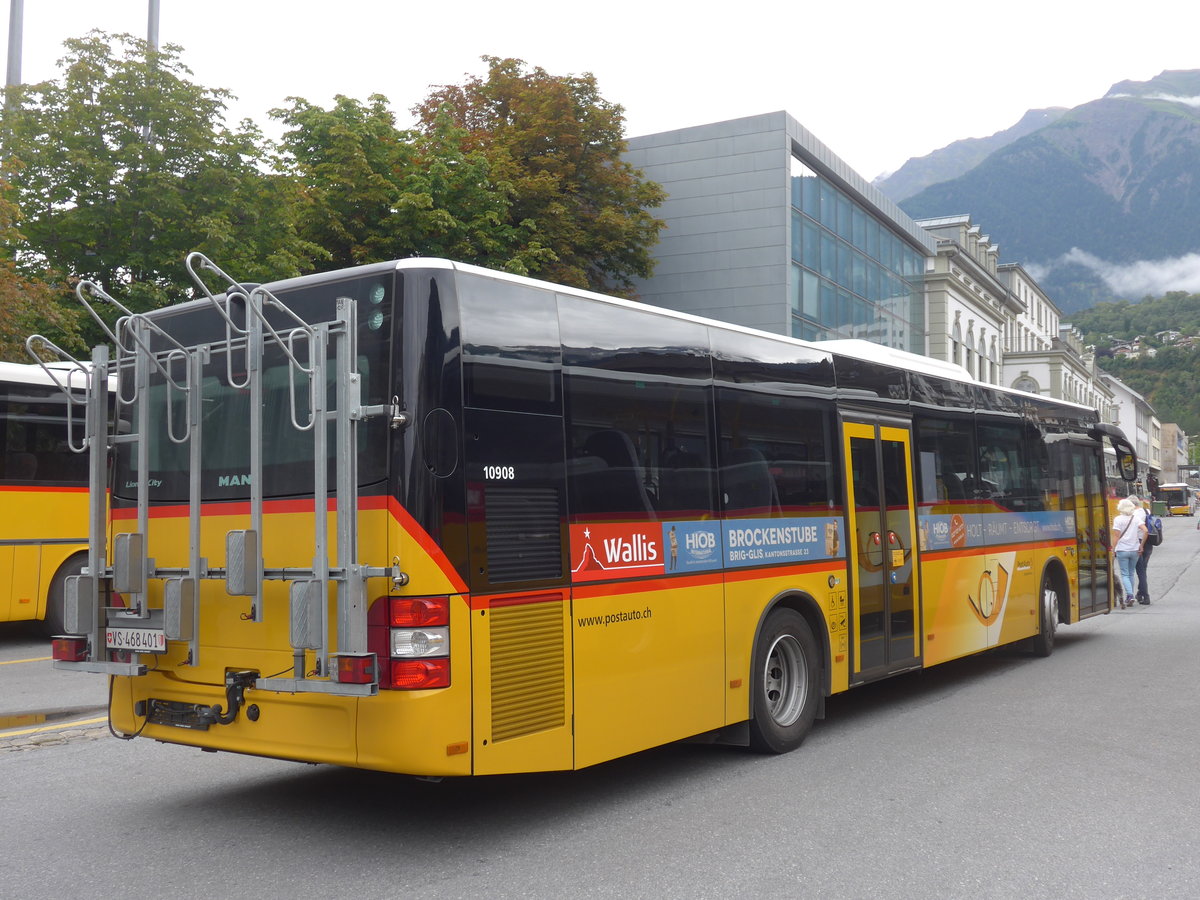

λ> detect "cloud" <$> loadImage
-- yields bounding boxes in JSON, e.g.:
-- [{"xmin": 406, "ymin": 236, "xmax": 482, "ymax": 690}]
[
  {"xmin": 1035, "ymin": 248, "xmax": 1200, "ymax": 298},
  {"xmin": 1107, "ymin": 92, "xmax": 1200, "ymax": 108}
]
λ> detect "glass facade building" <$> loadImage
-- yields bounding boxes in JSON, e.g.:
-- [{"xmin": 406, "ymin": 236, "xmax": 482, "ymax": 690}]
[
  {"xmin": 625, "ymin": 112, "xmax": 935, "ymax": 354},
  {"xmin": 789, "ymin": 156, "xmax": 925, "ymax": 352}
]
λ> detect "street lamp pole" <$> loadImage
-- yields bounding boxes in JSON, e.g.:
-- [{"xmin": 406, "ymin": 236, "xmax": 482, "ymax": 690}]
[
  {"xmin": 5, "ymin": 0, "xmax": 22, "ymax": 101},
  {"xmin": 148, "ymin": 0, "xmax": 160, "ymax": 51}
]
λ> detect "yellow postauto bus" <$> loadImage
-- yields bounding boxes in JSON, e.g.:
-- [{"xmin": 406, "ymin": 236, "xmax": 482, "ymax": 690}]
[
  {"xmin": 1157, "ymin": 482, "xmax": 1193, "ymax": 516},
  {"xmin": 0, "ymin": 361, "xmax": 94, "ymax": 633},
  {"xmin": 46, "ymin": 256, "xmax": 1137, "ymax": 775}
]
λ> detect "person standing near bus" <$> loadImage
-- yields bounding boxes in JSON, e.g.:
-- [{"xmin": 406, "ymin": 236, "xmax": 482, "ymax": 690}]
[
  {"xmin": 1111, "ymin": 497, "xmax": 1147, "ymax": 608},
  {"xmin": 1135, "ymin": 496, "xmax": 1159, "ymax": 605}
]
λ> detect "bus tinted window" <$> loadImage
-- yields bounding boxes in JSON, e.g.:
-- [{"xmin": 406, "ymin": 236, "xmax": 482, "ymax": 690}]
[
  {"xmin": 914, "ymin": 414, "xmax": 977, "ymax": 505},
  {"xmin": 560, "ymin": 295, "xmax": 712, "ymax": 380},
  {"xmin": 0, "ymin": 383, "xmax": 88, "ymax": 485},
  {"xmin": 976, "ymin": 419, "xmax": 1048, "ymax": 511},
  {"xmin": 459, "ymin": 275, "xmax": 561, "ymax": 414},
  {"xmin": 565, "ymin": 374, "xmax": 714, "ymax": 521},
  {"xmin": 833, "ymin": 355, "xmax": 908, "ymax": 404},
  {"xmin": 716, "ymin": 389, "xmax": 836, "ymax": 517},
  {"xmin": 115, "ymin": 274, "xmax": 393, "ymax": 501}
]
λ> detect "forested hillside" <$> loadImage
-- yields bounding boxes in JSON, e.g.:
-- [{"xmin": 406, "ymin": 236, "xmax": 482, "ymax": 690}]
[{"xmin": 1069, "ymin": 291, "xmax": 1200, "ymax": 432}]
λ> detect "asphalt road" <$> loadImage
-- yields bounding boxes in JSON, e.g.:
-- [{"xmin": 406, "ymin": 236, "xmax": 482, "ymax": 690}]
[{"xmin": 3, "ymin": 516, "xmax": 1200, "ymax": 898}]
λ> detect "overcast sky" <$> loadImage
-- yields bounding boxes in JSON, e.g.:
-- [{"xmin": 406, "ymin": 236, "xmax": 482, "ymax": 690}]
[{"xmin": 4, "ymin": 0, "xmax": 1199, "ymax": 181}]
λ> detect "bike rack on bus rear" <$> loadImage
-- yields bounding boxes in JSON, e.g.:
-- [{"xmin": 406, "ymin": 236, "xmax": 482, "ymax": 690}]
[{"xmin": 27, "ymin": 253, "xmax": 401, "ymax": 696}]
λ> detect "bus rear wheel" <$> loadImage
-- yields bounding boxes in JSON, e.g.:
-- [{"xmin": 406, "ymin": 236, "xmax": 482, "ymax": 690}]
[
  {"xmin": 749, "ymin": 608, "xmax": 820, "ymax": 754},
  {"xmin": 39, "ymin": 553, "xmax": 86, "ymax": 637}
]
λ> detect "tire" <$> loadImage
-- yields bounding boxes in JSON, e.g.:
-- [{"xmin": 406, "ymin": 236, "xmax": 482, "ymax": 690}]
[
  {"xmin": 38, "ymin": 553, "xmax": 88, "ymax": 637},
  {"xmin": 1028, "ymin": 570, "xmax": 1059, "ymax": 658},
  {"xmin": 748, "ymin": 607, "xmax": 821, "ymax": 754}
]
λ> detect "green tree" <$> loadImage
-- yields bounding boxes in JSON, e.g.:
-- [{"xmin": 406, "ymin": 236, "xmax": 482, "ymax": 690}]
[
  {"xmin": 0, "ymin": 182, "xmax": 80, "ymax": 360},
  {"xmin": 2, "ymin": 32, "xmax": 319, "ymax": 332},
  {"xmin": 272, "ymin": 94, "xmax": 413, "ymax": 270},
  {"xmin": 272, "ymin": 95, "xmax": 553, "ymax": 274},
  {"xmin": 414, "ymin": 56, "xmax": 665, "ymax": 295}
]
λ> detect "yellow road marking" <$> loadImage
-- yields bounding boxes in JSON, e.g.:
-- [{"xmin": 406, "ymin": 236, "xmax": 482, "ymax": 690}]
[
  {"xmin": 0, "ymin": 656, "xmax": 52, "ymax": 665},
  {"xmin": 1, "ymin": 715, "xmax": 107, "ymax": 739}
]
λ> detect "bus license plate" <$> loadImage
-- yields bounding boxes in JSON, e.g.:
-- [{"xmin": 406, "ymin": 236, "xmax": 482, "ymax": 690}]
[{"xmin": 105, "ymin": 627, "xmax": 168, "ymax": 654}]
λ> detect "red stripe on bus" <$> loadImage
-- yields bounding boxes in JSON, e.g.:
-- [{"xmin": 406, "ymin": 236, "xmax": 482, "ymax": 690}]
[
  {"xmin": 571, "ymin": 571, "xmax": 725, "ymax": 599},
  {"xmin": 0, "ymin": 485, "xmax": 89, "ymax": 494},
  {"xmin": 385, "ymin": 497, "xmax": 470, "ymax": 594},
  {"xmin": 112, "ymin": 496, "xmax": 381, "ymax": 520},
  {"xmin": 109, "ymin": 494, "xmax": 469, "ymax": 593}
]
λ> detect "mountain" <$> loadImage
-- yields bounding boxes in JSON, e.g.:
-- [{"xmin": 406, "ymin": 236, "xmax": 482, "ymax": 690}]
[
  {"xmin": 877, "ymin": 71, "xmax": 1200, "ymax": 313},
  {"xmin": 875, "ymin": 108, "xmax": 1068, "ymax": 201}
]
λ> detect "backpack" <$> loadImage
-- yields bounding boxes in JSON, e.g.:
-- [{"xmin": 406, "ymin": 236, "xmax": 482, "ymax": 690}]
[{"xmin": 1147, "ymin": 515, "xmax": 1163, "ymax": 546}]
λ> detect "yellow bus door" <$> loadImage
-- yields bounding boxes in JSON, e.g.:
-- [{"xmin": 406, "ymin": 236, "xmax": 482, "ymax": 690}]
[
  {"xmin": 1068, "ymin": 442, "xmax": 1112, "ymax": 617},
  {"xmin": 843, "ymin": 420, "xmax": 921, "ymax": 681}
]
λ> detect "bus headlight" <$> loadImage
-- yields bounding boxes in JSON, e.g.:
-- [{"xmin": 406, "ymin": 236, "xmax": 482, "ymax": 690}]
[{"xmin": 391, "ymin": 627, "xmax": 449, "ymax": 658}]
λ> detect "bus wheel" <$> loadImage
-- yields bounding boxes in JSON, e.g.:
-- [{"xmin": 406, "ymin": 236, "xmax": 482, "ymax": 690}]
[
  {"xmin": 1029, "ymin": 572, "xmax": 1059, "ymax": 658},
  {"xmin": 749, "ymin": 608, "xmax": 820, "ymax": 754},
  {"xmin": 39, "ymin": 554, "xmax": 86, "ymax": 637}
]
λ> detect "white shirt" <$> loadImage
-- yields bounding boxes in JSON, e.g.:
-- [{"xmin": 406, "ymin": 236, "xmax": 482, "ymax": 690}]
[{"xmin": 1112, "ymin": 513, "xmax": 1145, "ymax": 552}]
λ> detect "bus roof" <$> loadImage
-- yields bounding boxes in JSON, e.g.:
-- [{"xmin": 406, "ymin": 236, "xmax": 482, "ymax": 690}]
[
  {"xmin": 389, "ymin": 259, "xmax": 1096, "ymax": 415},
  {"xmin": 0, "ymin": 360, "xmax": 97, "ymax": 389}
]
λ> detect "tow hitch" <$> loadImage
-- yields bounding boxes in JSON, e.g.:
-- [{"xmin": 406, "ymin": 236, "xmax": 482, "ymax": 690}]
[{"xmin": 143, "ymin": 670, "xmax": 259, "ymax": 730}]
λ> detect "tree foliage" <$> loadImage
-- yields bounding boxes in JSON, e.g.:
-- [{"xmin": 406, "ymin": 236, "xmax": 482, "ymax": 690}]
[
  {"xmin": 1071, "ymin": 291, "xmax": 1200, "ymax": 432},
  {"xmin": 1, "ymin": 36, "xmax": 666, "ymax": 360},
  {"xmin": 271, "ymin": 96, "xmax": 553, "ymax": 274},
  {"xmin": 0, "ymin": 182, "xmax": 80, "ymax": 361},
  {"xmin": 1, "ymin": 32, "xmax": 319, "ymax": 338},
  {"xmin": 414, "ymin": 57, "xmax": 665, "ymax": 295}
]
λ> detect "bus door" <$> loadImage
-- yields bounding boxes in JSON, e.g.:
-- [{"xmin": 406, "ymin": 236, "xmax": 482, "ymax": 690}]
[
  {"xmin": 1064, "ymin": 441, "xmax": 1111, "ymax": 616},
  {"xmin": 842, "ymin": 420, "xmax": 921, "ymax": 681}
]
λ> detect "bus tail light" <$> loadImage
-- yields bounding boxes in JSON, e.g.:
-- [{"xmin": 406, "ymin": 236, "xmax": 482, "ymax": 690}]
[
  {"xmin": 387, "ymin": 658, "xmax": 450, "ymax": 690},
  {"xmin": 391, "ymin": 626, "xmax": 449, "ymax": 658},
  {"xmin": 368, "ymin": 596, "xmax": 453, "ymax": 691},
  {"xmin": 336, "ymin": 654, "xmax": 377, "ymax": 685},
  {"xmin": 389, "ymin": 596, "xmax": 449, "ymax": 627},
  {"xmin": 52, "ymin": 636, "xmax": 89, "ymax": 662}
]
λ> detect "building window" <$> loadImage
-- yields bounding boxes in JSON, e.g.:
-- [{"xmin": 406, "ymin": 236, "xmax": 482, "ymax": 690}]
[{"xmin": 789, "ymin": 154, "xmax": 922, "ymax": 353}]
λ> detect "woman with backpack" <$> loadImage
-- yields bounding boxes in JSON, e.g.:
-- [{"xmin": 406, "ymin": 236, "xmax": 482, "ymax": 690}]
[{"xmin": 1111, "ymin": 497, "xmax": 1148, "ymax": 609}]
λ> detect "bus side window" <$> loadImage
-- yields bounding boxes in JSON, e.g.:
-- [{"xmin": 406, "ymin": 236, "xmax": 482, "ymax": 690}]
[
  {"xmin": 564, "ymin": 368, "xmax": 715, "ymax": 523},
  {"xmin": 914, "ymin": 413, "xmax": 976, "ymax": 507},
  {"xmin": 659, "ymin": 448, "xmax": 711, "ymax": 517},
  {"xmin": 976, "ymin": 419, "xmax": 1045, "ymax": 512},
  {"xmin": 4, "ymin": 452, "xmax": 37, "ymax": 481},
  {"xmin": 571, "ymin": 429, "xmax": 656, "ymax": 520},
  {"xmin": 715, "ymin": 388, "xmax": 835, "ymax": 518},
  {"xmin": 722, "ymin": 447, "xmax": 781, "ymax": 516}
]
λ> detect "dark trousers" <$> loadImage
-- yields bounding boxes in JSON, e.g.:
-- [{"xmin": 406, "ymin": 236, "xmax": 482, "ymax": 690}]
[{"xmin": 1136, "ymin": 543, "xmax": 1154, "ymax": 600}]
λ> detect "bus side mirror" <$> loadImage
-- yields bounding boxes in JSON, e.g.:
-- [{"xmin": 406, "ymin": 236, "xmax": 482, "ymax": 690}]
[{"xmin": 1118, "ymin": 449, "xmax": 1137, "ymax": 482}]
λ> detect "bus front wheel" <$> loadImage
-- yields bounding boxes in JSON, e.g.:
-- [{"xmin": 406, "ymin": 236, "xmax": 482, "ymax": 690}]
[
  {"xmin": 1028, "ymin": 571, "xmax": 1059, "ymax": 658},
  {"xmin": 749, "ymin": 608, "xmax": 820, "ymax": 754}
]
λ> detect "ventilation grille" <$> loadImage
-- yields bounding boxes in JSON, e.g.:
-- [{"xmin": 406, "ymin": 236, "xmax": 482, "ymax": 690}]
[
  {"xmin": 484, "ymin": 486, "xmax": 562, "ymax": 583},
  {"xmin": 490, "ymin": 595, "xmax": 566, "ymax": 743}
]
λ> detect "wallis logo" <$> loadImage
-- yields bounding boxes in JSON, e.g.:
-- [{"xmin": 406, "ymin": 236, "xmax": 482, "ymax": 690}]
[
  {"xmin": 603, "ymin": 534, "xmax": 658, "ymax": 563},
  {"xmin": 571, "ymin": 524, "xmax": 664, "ymax": 582}
]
